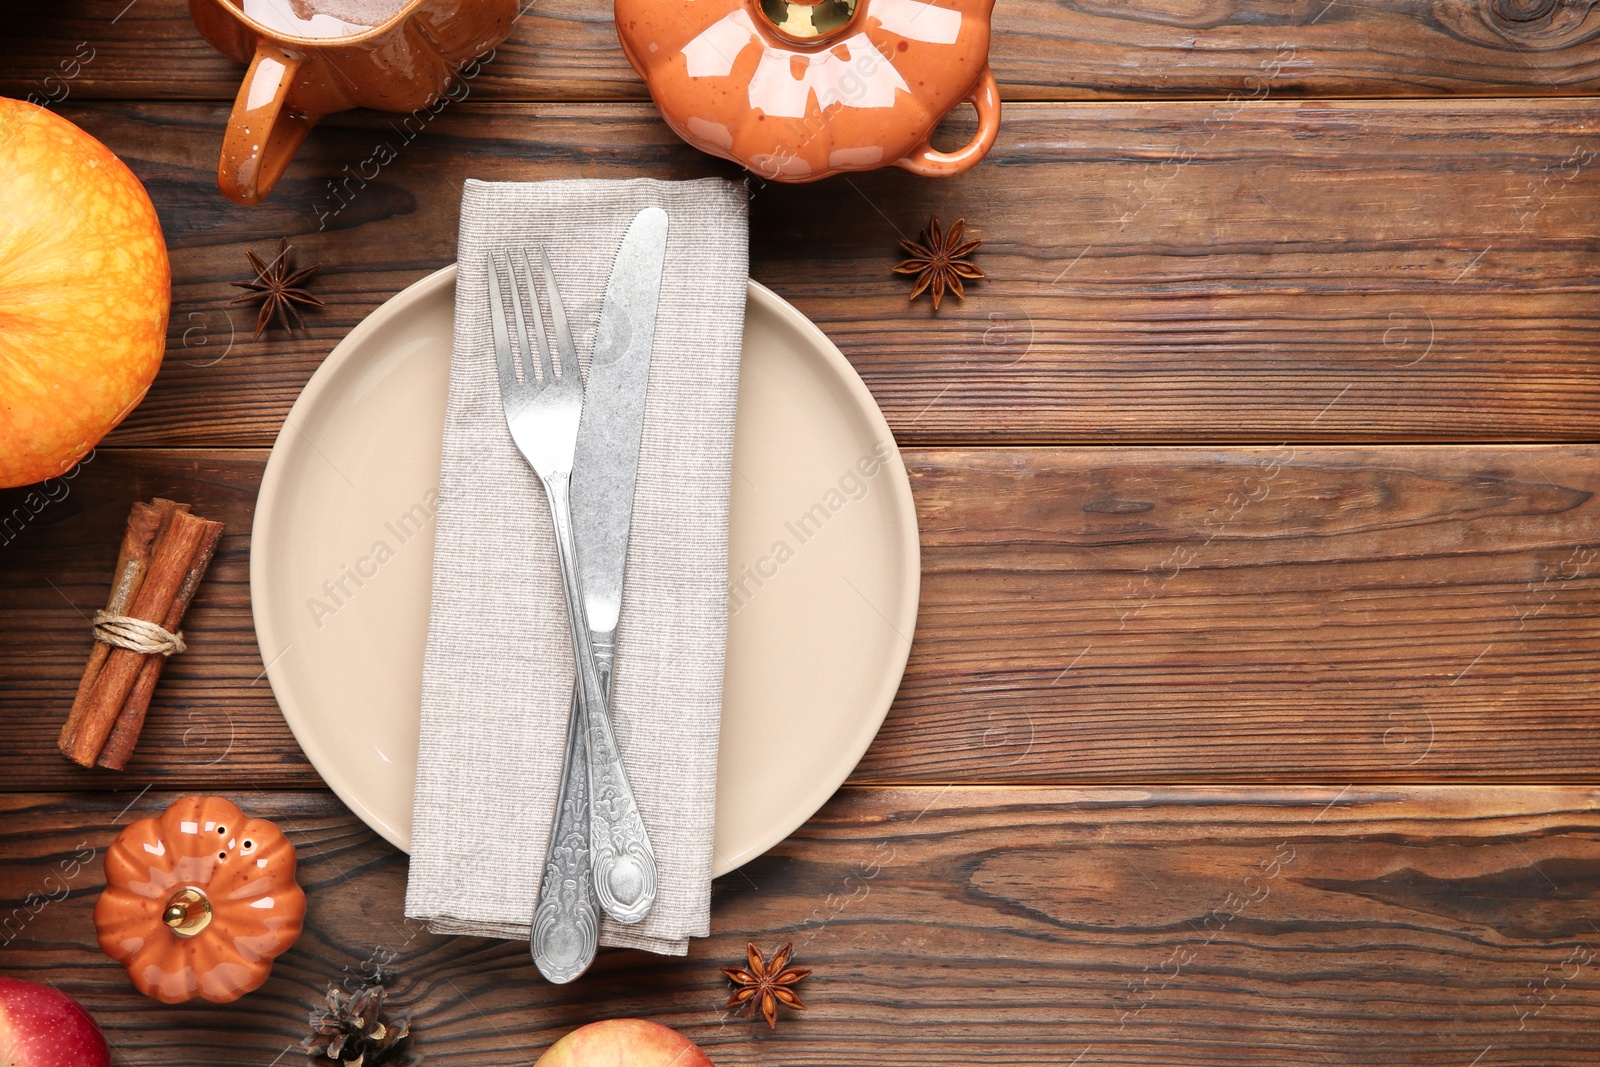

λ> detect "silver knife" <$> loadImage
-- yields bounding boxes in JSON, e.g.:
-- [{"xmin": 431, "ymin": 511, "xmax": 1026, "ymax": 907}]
[{"xmin": 530, "ymin": 207, "xmax": 669, "ymax": 981}]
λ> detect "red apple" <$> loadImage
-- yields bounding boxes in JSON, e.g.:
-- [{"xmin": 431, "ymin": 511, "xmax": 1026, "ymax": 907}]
[
  {"xmin": 0, "ymin": 96, "xmax": 171, "ymax": 489},
  {"xmin": 0, "ymin": 977, "xmax": 111, "ymax": 1067},
  {"xmin": 534, "ymin": 1019, "xmax": 714, "ymax": 1067}
]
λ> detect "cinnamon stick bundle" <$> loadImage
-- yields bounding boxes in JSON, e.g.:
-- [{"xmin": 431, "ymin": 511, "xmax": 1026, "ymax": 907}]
[{"xmin": 59, "ymin": 498, "xmax": 224, "ymax": 770}]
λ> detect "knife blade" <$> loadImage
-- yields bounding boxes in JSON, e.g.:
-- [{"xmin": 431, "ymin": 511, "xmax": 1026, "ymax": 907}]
[
  {"xmin": 530, "ymin": 208, "xmax": 669, "ymax": 981},
  {"xmin": 573, "ymin": 206, "xmax": 670, "ymax": 645}
]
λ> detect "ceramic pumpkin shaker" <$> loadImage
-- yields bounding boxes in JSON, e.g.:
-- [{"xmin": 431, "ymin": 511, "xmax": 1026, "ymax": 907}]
[
  {"xmin": 94, "ymin": 795, "xmax": 306, "ymax": 1004},
  {"xmin": 615, "ymin": 0, "xmax": 1001, "ymax": 182}
]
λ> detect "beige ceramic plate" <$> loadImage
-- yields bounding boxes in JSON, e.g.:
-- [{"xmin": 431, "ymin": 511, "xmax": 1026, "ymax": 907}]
[{"xmin": 252, "ymin": 268, "xmax": 919, "ymax": 875}]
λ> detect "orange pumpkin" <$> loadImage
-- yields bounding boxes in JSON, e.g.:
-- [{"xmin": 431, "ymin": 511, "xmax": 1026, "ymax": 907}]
[
  {"xmin": 615, "ymin": 0, "xmax": 1000, "ymax": 181},
  {"xmin": 94, "ymin": 796, "xmax": 305, "ymax": 1004},
  {"xmin": 0, "ymin": 96, "xmax": 170, "ymax": 488}
]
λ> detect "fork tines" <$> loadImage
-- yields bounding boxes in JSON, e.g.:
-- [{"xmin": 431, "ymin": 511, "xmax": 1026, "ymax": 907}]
[{"xmin": 487, "ymin": 248, "xmax": 577, "ymax": 387}]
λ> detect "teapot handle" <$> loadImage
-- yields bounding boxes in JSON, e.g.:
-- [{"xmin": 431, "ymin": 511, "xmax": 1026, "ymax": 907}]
[{"xmin": 894, "ymin": 66, "xmax": 1001, "ymax": 178}]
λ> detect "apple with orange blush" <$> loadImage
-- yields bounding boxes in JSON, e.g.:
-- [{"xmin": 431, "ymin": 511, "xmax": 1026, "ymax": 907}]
[
  {"xmin": 0, "ymin": 96, "xmax": 170, "ymax": 488},
  {"xmin": 534, "ymin": 1019, "xmax": 715, "ymax": 1067}
]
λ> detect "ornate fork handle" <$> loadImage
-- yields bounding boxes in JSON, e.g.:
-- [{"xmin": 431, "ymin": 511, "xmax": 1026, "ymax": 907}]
[
  {"xmin": 530, "ymin": 687, "xmax": 598, "ymax": 982},
  {"xmin": 540, "ymin": 471, "xmax": 658, "ymax": 925}
]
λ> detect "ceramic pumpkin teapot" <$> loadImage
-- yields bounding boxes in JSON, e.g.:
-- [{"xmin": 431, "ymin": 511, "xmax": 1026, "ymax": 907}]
[
  {"xmin": 615, "ymin": 0, "xmax": 1000, "ymax": 181},
  {"xmin": 94, "ymin": 795, "xmax": 306, "ymax": 1004}
]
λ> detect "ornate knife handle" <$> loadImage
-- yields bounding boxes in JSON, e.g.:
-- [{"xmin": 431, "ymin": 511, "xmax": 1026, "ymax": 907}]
[
  {"xmin": 535, "ymin": 471, "xmax": 656, "ymax": 956},
  {"xmin": 585, "ymin": 633, "xmax": 659, "ymax": 924},
  {"xmin": 530, "ymin": 689, "xmax": 599, "ymax": 983}
]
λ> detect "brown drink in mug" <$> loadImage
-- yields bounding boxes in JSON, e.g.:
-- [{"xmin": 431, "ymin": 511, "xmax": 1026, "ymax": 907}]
[{"xmin": 189, "ymin": 0, "xmax": 517, "ymax": 205}]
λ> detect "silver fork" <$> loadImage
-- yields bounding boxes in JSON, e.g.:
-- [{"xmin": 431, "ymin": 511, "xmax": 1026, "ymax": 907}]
[{"xmin": 486, "ymin": 250, "xmax": 659, "ymax": 945}]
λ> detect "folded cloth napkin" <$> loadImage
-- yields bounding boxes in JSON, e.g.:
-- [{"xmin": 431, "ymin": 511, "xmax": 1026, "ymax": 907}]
[{"xmin": 405, "ymin": 177, "xmax": 749, "ymax": 954}]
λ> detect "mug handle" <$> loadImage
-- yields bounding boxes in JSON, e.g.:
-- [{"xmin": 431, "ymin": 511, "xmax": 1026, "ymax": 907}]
[
  {"xmin": 218, "ymin": 41, "xmax": 318, "ymax": 206},
  {"xmin": 894, "ymin": 65, "xmax": 1002, "ymax": 178}
]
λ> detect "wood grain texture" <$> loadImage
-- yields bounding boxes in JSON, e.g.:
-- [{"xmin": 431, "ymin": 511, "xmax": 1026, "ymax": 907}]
[
  {"xmin": 6, "ymin": 0, "xmax": 1600, "ymax": 103},
  {"xmin": 29, "ymin": 98, "xmax": 1600, "ymax": 449},
  {"xmin": 3, "ymin": 445, "xmax": 1596, "ymax": 791},
  {"xmin": 1, "ymin": 786, "xmax": 1597, "ymax": 1066},
  {"xmin": 868, "ymin": 443, "xmax": 1600, "ymax": 783}
]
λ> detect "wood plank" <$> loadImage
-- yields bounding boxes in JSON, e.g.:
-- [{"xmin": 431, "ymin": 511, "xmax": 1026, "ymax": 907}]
[
  {"xmin": 3, "ymin": 445, "xmax": 1597, "ymax": 791},
  {"xmin": 866, "ymin": 443, "xmax": 1600, "ymax": 783},
  {"xmin": 6, "ymin": 0, "xmax": 1600, "ymax": 103},
  {"xmin": 37, "ymin": 98, "xmax": 1600, "ymax": 449},
  {"xmin": 1, "ymin": 786, "xmax": 1597, "ymax": 1065}
]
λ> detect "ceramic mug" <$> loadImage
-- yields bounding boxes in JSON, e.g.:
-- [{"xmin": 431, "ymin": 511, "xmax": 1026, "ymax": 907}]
[
  {"xmin": 189, "ymin": 0, "xmax": 517, "ymax": 205},
  {"xmin": 615, "ymin": 0, "xmax": 1001, "ymax": 182}
]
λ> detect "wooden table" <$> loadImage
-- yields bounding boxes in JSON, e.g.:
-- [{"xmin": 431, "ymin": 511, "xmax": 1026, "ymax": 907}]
[{"xmin": 4, "ymin": 2, "xmax": 1599, "ymax": 1063}]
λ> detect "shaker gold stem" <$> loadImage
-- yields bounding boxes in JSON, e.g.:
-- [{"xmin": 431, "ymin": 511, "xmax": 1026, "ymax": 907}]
[{"xmin": 162, "ymin": 886, "xmax": 214, "ymax": 937}]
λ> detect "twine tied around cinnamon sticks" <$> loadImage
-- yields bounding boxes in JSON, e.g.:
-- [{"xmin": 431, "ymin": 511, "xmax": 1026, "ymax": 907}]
[
  {"xmin": 91, "ymin": 611, "xmax": 187, "ymax": 656},
  {"xmin": 58, "ymin": 498, "xmax": 224, "ymax": 770}
]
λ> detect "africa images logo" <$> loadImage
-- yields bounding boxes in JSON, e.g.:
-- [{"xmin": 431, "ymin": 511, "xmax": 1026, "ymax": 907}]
[
  {"xmin": 728, "ymin": 440, "xmax": 896, "ymax": 617},
  {"xmin": 305, "ymin": 490, "xmax": 439, "ymax": 629}
]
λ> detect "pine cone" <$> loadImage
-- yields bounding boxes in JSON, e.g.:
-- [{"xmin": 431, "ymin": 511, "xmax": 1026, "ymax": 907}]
[{"xmin": 303, "ymin": 984, "xmax": 420, "ymax": 1067}]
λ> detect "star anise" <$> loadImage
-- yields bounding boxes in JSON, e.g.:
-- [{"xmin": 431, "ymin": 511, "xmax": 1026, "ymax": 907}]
[
  {"xmin": 894, "ymin": 216, "xmax": 983, "ymax": 310},
  {"xmin": 722, "ymin": 941, "xmax": 811, "ymax": 1029},
  {"xmin": 231, "ymin": 237, "xmax": 324, "ymax": 340}
]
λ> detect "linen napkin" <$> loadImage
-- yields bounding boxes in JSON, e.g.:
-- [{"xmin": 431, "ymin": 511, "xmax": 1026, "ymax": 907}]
[{"xmin": 405, "ymin": 178, "xmax": 749, "ymax": 955}]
